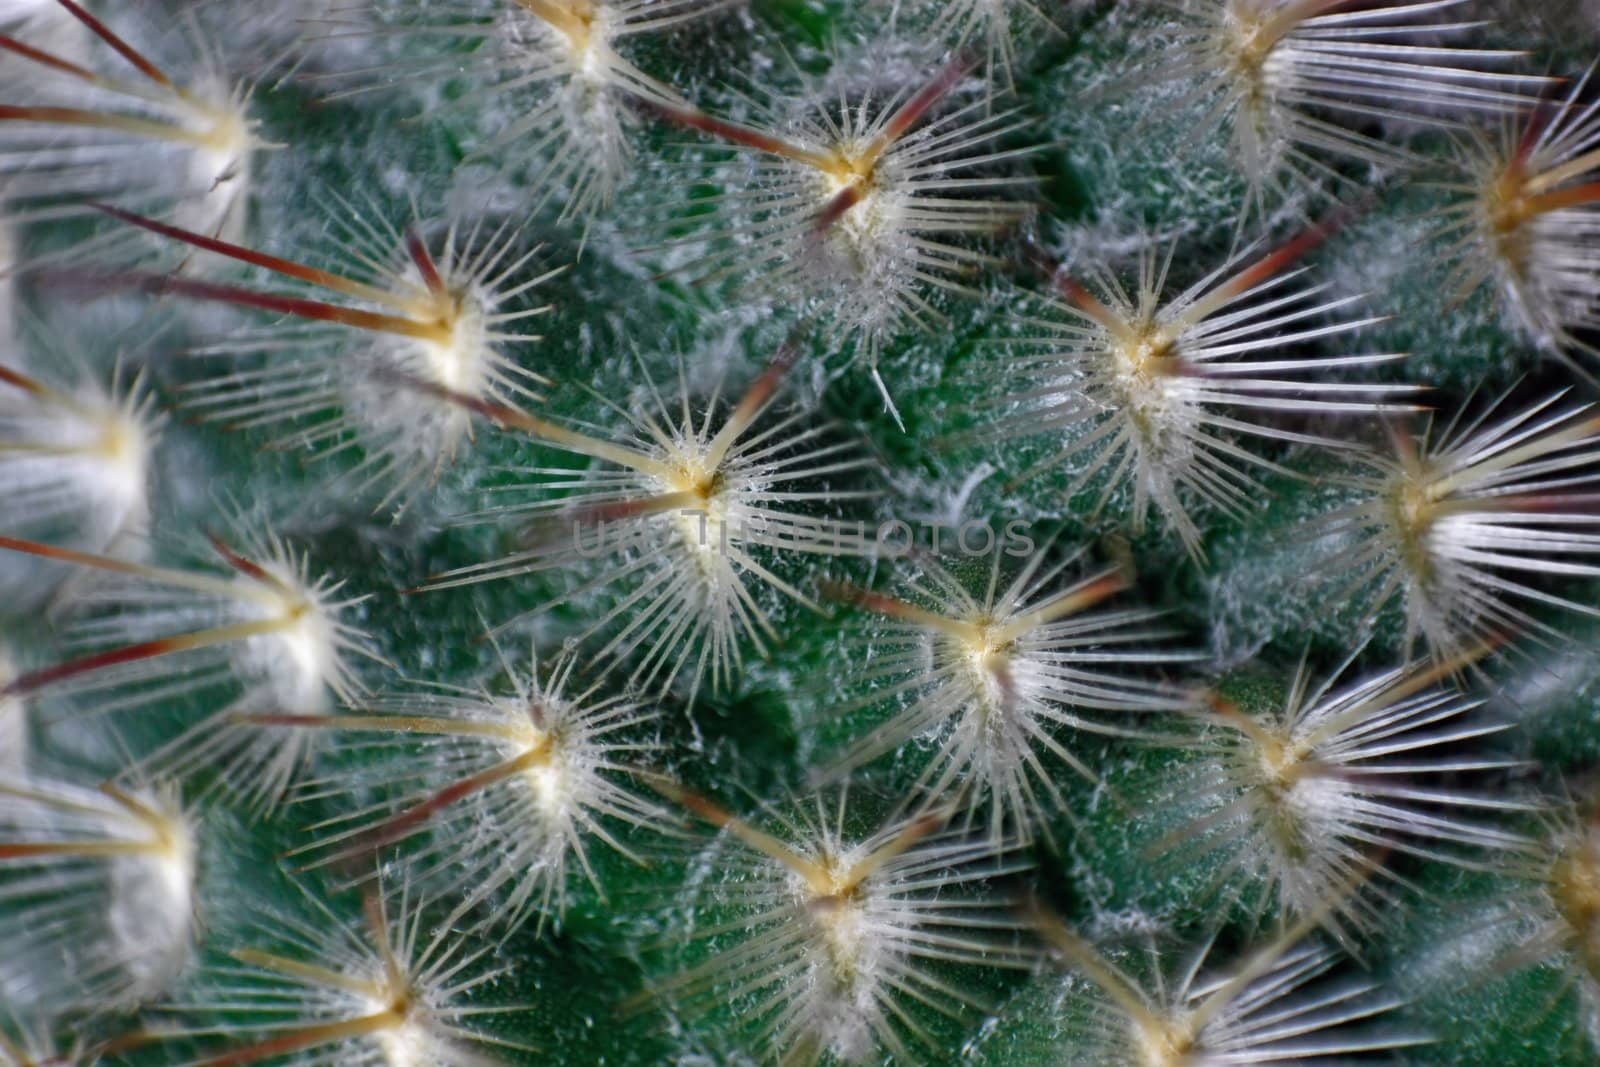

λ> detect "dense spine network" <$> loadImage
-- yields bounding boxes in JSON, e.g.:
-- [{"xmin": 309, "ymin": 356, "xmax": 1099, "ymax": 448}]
[{"xmin": 0, "ymin": 1, "xmax": 1595, "ymax": 1064}]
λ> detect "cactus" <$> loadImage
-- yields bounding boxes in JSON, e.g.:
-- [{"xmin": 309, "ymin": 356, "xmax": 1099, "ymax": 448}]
[{"xmin": 2, "ymin": 1, "xmax": 1599, "ymax": 1064}]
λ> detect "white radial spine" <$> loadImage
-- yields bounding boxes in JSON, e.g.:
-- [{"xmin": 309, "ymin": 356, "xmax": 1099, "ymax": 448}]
[
  {"xmin": 651, "ymin": 782, "xmax": 1033, "ymax": 1064},
  {"xmin": 0, "ymin": 0, "xmax": 258, "ymax": 244},
  {"xmin": 1436, "ymin": 64, "xmax": 1600, "ymax": 362},
  {"xmin": 336, "ymin": 0, "xmax": 732, "ymax": 219},
  {"xmin": 0, "ymin": 360, "xmax": 160, "ymax": 557},
  {"xmin": 659, "ymin": 52, "xmax": 1036, "ymax": 420}
]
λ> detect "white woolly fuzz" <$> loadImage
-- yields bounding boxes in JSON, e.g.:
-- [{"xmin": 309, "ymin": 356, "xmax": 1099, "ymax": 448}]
[
  {"xmin": 0, "ymin": 1, "xmax": 258, "ymax": 244},
  {"xmin": 357, "ymin": 0, "xmax": 729, "ymax": 217},
  {"xmin": 666, "ymin": 53, "xmax": 1034, "ymax": 417},
  {"xmin": 0, "ymin": 360, "xmax": 160, "ymax": 557},
  {"xmin": 975, "ymin": 233, "xmax": 1416, "ymax": 558},
  {"xmin": 272, "ymin": 643, "xmax": 668, "ymax": 933},
  {"xmin": 0, "ymin": 774, "xmax": 198, "ymax": 1015},
  {"xmin": 1437, "ymin": 66, "xmax": 1600, "ymax": 362},
  {"xmin": 105, "ymin": 201, "xmax": 557, "ymax": 507},
  {"xmin": 658, "ymin": 787, "xmax": 1031, "ymax": 1064},
  {"xmin": 0, "ymin": 524, "xmax": 379, "ymax": 811},
  {"xmin": 0, "ymin": 646, "xmax": 22, "ymax": 774},
  {"xmin": 1150, "ymin": 0, "xmax": 1540, "ymax": 216},
  {"xmin": 170, "ymin": 879, "xmax": 523, "ymax": 1067},
  {"xmin": 428, "ymin": 346, "xmax": 877, "ymax": 702},
  {"xmin": 1157, "ymin": 650, "xmax": 1527, "ymax": 936},
  {"xmin": 1310, "ymin": 391, "xmax": 1600, "ymax": 659},
  {"xmin": 1034, "ymin": 909, "xmax": 1425, "ymax": 1066},
  {"xmin": 829, "ymin": 546, "xmax": 1195, "ymax": 839}
]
